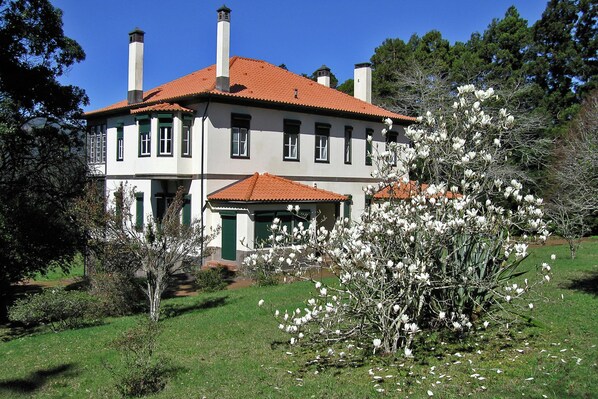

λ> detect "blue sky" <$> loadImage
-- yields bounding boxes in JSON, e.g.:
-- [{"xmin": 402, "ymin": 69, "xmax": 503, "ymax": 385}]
[{"xmin": 52, "ymin": 0, "xmax": 549, "ymax": 111}]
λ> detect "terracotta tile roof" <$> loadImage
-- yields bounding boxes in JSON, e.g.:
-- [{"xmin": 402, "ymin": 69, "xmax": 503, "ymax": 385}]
[
  {"xmin": 373, "ymin": 181, "xmax": 461, "ymax": 200},
  {"xmin": 208, "ymin": 173, "xmax": 348, "ymax": 202},
  {"xmin": 86, "ymin": 56, "xmax": 414, "ymax": 123},
  {"xmin": 130, "ymin": 103, "xmax": 193, "ymax": 114}
]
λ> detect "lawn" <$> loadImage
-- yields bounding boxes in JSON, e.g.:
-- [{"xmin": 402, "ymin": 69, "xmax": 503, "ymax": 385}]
[{"xmin": 0, "ymin": 240, "xmax": 596, "ymax": 398}]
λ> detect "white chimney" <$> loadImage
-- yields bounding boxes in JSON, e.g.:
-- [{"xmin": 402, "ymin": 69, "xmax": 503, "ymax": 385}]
[
  {"xmin": 354, "ymin": 62, "xmax": 372, "ymax": 104},
  {"xmin": 216, "ymin": 5, "xmax": 231, "ymax": 92},
  {"xmin": 316, "ymin": 65, "xmax": 331, "ymax": 88},
  {"xmin": 128, "ymin": 28, "xmax": 144, "ymax": 104}
]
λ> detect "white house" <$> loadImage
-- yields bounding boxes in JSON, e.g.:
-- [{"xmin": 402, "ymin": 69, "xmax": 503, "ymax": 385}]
[{"xmin": 84, "ymin": 6, "xmax": 414, "ymax": 265}]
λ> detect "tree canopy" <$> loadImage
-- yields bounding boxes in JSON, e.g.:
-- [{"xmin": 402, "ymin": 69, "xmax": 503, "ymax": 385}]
[{"xmin": 0, "ymin": 0, "xmax": 88, "ymax": 317}]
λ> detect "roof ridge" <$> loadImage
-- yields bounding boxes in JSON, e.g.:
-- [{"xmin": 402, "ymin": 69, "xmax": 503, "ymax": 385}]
[
  {"xmin": 268, "ymin": 173, "xmax": 347, "ymax": 198},
  {"xmin": 245, "ymin": 172, "xmax": 260, "ymax": 201}
]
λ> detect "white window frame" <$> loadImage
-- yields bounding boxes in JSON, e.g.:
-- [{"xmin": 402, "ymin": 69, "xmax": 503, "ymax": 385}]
[
  {"xmin": 232, "ymin": 127, "xmax": 249, "ymax": 157},
  {"xmin": 159, "ymin": 125, "xmax": 173, "ymax": 156}
]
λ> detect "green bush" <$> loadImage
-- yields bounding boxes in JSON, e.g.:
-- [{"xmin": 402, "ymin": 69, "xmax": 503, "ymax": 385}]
[
  {"xmin": 110, "ymin": 320, "xmax": 170, "ymax": 397},
  {"xmin": 88, "ymin": 272, "xmax": 145, "ymax": 316},
  {"xmin": 194, "ymin": 266, "xmax": 233, "ymax": 292},
  {"xmin": 8, "ymin": 287, "xmax": 99, "ymax": 331}
]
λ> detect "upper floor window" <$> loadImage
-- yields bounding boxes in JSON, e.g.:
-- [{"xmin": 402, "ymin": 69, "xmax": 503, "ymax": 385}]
[
  {"xmin": 365, "ymin": 128, "xmax": 373, "ymax": 166},
  {"xmin": 344, "ymin": 126, "xmax": 352, "ymax": 164},
  {"xmin": 138, "ymin": 117, "xmax": 151, "ymax": 157},
  {"xmin": 283, "ymin": 119, "xmax": 300, "ymax": 161},
  {"xmin": 315, "ymin": 123, "xmax": 330, "ymax": 163},
  {"xmin": 181, "ymin": 117, "xmax": 192, "ymax": 157},
  {"xmin": 116, "ymin": 125, "xmax": 124, "ymax": 161},
  {"xmin": 87, "ymin": 124, "xmax": 106, "ymax": 164},
  {"xmin": 231, "ymin": 114, "xmax": 251, "ymax": 158},
  {"xmin": 158, "ymin": 116, "xmax": 173, "ymax": 156}
]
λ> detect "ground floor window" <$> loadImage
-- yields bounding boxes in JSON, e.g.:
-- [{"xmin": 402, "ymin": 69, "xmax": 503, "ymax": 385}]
[{"xmin": 254, "ymin": 210, "xmax": 311, "ymax": 246}]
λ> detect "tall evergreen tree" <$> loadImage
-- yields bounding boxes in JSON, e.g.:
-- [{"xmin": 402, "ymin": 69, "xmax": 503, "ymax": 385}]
[{"xmin": 0, "ymin": 0, "xmax": 88, "ymax": 318}]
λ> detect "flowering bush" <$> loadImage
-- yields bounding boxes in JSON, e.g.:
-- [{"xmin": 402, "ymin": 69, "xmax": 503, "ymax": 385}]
[{"xmin": 248, "ymin": 86, "xmax": 552, "ymax": 357}]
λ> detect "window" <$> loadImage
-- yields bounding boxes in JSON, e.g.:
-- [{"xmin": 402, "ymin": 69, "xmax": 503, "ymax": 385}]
[
  {"xmin": 386, "ymin": 130, "xmax": 398, "ymax": 165},
  {"xmin": 315, "ymin": 123, "xmax": 330, "ymax": 163},
  {"xmin": 365, "ymin": 128, "xmax": 373, "ymax": 165},
  {"xmin": 344, "ymin": 126, "xmax": 352, "ymax": 164},
  {"xmin": 182, "ymin": 117, "xmax": 192, "ymax": 157},
  {"xmin": 138, "ymin": 118, "xmax": 151, "ymax": 157},
  {"xmin": 116, "ymin": 125, "xmax": 124, "ymax": 161},
  {"xmin": 283, "ymin": 119, "xmax": 300, "ymax": 161},
  {"xmin": 155, "ymin": 193, "xmax": 175, "ymax": 220},
  {"xmin": 158, "ymin": 116, "xmax": 173, "ymax": 156},
  {"xmin": 255, "ymin": 210, "xmax": 311, "ymax": 246},
  {"xmin": 231, "ymin": 114, "xmax": 251, "ymax": 158},
  {"xmin": 135, "ymin": 192, "xmax": 144, "ymax": 230},
  {"xmin": 87, "ymin": 124, "xmax": 106, "ymax": 163}
]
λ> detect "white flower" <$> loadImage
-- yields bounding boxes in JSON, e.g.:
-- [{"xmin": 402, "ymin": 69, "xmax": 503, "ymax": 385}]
[
  {"xmin": 483, "ymin": 321, "xmax": 489, "ymax": 328},
  {"xmin": 528, "ymin": 303, "xmax": 534, "ymax": 310},
  {"xmin": 439, "ymin": 311, "xmax": 446, "ymax": 320},
  {"xmin": 428, "ymin": 390, "xmax": 434, "ymax": 396},
  {"xmin": 315, "ymin": 281, "xmax": 322, "ymax": 289},
  {"xmin": 287, "ymin": 204, "xmax": 293, "ymax": 212},
  {"xmin": 551, "ymin": 254, "xmax": 556, "ymax": 261},
  {"xmin": 404, "ymin": 347, "xmax": 413, "ymax": 357},
  {"xmin": 320, "ymin": 287, "xmax": 327, "ymax": 296},
  {"xmin": 373, "ymin": 338, "xmax": 382, "ymax": 348},
  {"xmin": 258, "ymin": 299, "xmax": 264, "ymax": 307}
]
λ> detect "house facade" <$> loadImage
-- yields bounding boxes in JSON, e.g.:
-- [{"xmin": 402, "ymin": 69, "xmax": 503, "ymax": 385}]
[{"xmin": 85, "ymin": 6, "xmax": 414, "ymax": 265}]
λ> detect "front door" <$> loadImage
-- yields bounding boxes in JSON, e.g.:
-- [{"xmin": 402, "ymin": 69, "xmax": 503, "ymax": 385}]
[{"xmin": 221, "ymin": 212, "xmax": 237, "ymax": 261}]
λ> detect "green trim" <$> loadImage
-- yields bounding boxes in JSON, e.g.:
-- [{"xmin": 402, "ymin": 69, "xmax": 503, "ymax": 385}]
[
  {"xmin": 157, "ymin": 113, "xmax": 173, "ymax": 118},
  {"xmin": 139, "ymin": 119, "xmax": 150, "ymax": 134},
  {"xmin": 135, "ymin": 114, "xmax": 149, "ymax": 120},
  {"xmin": 182, "ymin": 115, "xmax": 194, "ymax": 121},
  {"xmin": 220, "ymin": 210, "xmax": 237, "ymax": 216}
]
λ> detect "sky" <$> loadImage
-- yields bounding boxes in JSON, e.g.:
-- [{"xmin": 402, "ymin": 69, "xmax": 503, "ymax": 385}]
[{"xmin": 51, "ymin": 0, "xmax": 549, "ymax": 112}]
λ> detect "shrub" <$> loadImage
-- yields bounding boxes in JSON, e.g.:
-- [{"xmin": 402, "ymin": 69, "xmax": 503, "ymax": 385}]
[
  {"xmin": 8, "ymin": 287, "xmax": 99, "ymax": 331},
  {"xmin": 109, "ymin": 320, "xmax": 170, "ymax": 397},
  {"xmin": 88, "ymin": 272, "xmax": 145, "ymax": 316},
  {"xmin": 194, "ymin": 266, "xmax": 233, "ymax": 292}
]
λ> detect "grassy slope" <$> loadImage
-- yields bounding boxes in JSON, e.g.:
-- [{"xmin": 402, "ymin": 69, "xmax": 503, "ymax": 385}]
[{"xmin": 0, "ymin": 241, "xmax": 596, "ymax": 398}]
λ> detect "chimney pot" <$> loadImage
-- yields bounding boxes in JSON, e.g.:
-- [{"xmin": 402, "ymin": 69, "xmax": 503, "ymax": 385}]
[{"xmin": 316, "ymin": 65, "xmax": 331, "ymax": 88}]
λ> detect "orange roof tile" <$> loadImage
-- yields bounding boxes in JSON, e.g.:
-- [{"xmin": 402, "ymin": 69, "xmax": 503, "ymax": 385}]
[
  {"xmin": 130, "ymin": 103, "xmax": 193, "ymax": 114},
  {"xmin": 208, "ymin": 173, "xmax": 348, "ymax": 202},
  {"xmin": 86, "ymin": 56, "xmax": 414, "ymax": 123},
  {"xmin": 374, "ymin": 181, "xmax": 461, "ymax": 200}
]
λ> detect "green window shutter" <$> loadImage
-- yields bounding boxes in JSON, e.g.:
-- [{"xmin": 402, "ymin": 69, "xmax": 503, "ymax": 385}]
[
  {"xmin": 139, "ymin": 119, "xmax": 150, "ymax": 133},
  {"xmin": 182, "ymin": 195, "xmax": 191, "ymax": 226},
  {"xmin": 254, "ymin": 211, "xmax": 275, "ymax": 246},
  {"xmin": 135, "ymin": 192, "xmax": 144, "ymax": 229}
]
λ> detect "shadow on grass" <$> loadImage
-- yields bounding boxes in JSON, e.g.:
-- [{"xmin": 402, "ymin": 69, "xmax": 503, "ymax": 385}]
[
  {"xmin": 562, "ymin": 269, "xmax": 598, "ymax": 296},
  {"xmin": 0, "ymin": 363, "xmax": 78, "ymax": 394},
  {"xmin": 162, "ymin": 296, "xmax": 228, "ymax": 319}
]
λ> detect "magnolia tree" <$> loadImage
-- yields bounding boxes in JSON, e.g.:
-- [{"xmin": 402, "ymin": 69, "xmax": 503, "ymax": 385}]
[{"xmin": 248, "ymin": 86, "xmax": 552, "ymax": 357}]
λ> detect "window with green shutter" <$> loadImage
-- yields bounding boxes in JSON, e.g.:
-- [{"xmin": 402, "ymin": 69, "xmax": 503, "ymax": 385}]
[
  {"xmin": 116, "ymin": 125, "xmax": 124, "ymax": 161},
  {"xmin": 182, "ymin": 195, "xmax": 191, "ymax": 226},
  {"xmin": 135, "ymin": 192, "xmax": 144, "ymax": 230}
]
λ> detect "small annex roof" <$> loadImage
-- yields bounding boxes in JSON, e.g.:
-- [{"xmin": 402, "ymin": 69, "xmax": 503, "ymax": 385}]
[
  {"xmin": 86, "ymin": 56, "xmax": 414, "ymax": 123},
  {"xmin": 208, "ymin": 173, "xmax": 348, "ymax": 203},
  {"xmin": 130, "ymin": 102, "xmax": 193, "ymax": 114},
  {"xmin": 373, "ymin": 181, "xmax": 461, "ymax": 200}
]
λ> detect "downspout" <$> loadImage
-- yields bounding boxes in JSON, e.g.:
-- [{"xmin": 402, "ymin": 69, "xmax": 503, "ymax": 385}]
[{"xmin": 200, "ymin": 96, "xmax": 211, "ymax": 263}]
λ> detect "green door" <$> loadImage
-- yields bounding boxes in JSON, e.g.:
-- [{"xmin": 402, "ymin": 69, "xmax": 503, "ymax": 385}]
[{"xmin": 221, "ymin": 212, "xmax": 237, "ymax": 261}]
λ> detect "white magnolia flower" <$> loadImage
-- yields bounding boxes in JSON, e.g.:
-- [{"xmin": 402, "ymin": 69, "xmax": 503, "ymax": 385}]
[
  {"xmin": 373, "ymin": 338, "xmax": 382, "ymax": 348},
  {"xmin": 258, "ymin": 299, "xmax": 264, "ymax": 307}
]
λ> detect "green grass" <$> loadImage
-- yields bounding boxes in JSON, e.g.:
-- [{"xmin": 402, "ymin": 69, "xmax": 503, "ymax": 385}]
[
  {"xmin": 0, "ymin": 240, "xmax": 596, "ymax": 398},
  {"xmin": 33, "ymin": 253, "xmax": 85, "ymax": 282}
]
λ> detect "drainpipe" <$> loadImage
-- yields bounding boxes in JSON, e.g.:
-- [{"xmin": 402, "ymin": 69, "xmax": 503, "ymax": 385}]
[{"xmin": 200, "ymin": 96, "xmax": 211, "ymax": 264}]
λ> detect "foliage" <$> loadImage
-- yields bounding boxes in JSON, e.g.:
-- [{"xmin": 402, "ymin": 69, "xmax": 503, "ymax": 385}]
[
  {"xmin": 247, "ymin": 87, "xmax": 552, "ymax": 357},
  {"xmin": 88, "ymin": 272, "xmax": 145, "ymax": 317},
  {"xmin": 194, "ymin": 266, "xmax": 233, "ymax": 293},
  {"xmin": 546, "ymin": 89, "xmax": 598, "ymax": 258},
  {"xmin": 8, "ymin": 287, "xmax": 98, "ymax": 332},
  {"xmin": 0, "ymin": 0, "xmax": 88, "ymax": 318},
  {"xmin": 77, "ymin": 184, "xmax": 217, "ymax": 322},
  {"xmin": 109, "ymin": 320, "xmax": 170, "ymax": 397}
]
